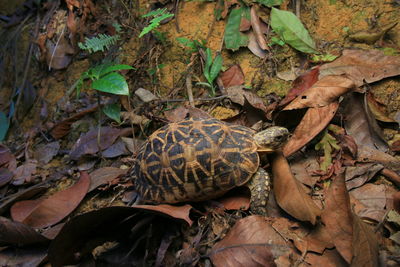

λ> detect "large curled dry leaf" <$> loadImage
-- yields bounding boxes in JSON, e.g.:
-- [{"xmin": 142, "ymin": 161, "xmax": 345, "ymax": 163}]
[
  {"xmin": 321, "ymin": 173, "xmax": 353, "ymax": 264},
  {"xmin": 10, "ymin": 172, "xmax": 90, "ymax": 228},
  {"xmin": 283, "ymin": 102, "xmax": 339, "ymax": 157},
  {"xmin": 226, "ymin": 85, "xmax": 269, "ymax": 114},
  {"xmin": 271, "ymin": 152, "xmax": 322, "ymax": 224},
  {"xmin": 357, "ymin": 145, "xmax": 400, "ymax": 172},
  {"xmin": 210, "ymin": 216, "xmax": 290, "ymax": 267},
  {"xmin": 319, "ymin": 49, "xmax": 400, "ymax": 87},
  {"xmin": 283, "ymin": 75, "xmax": 354, "ymax": 110}
]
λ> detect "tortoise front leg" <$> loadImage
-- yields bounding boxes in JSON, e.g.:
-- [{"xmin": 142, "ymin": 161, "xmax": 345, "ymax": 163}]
[{"xmin": 245, "ymin": 167, "xmax": 271, "ymax": 216}]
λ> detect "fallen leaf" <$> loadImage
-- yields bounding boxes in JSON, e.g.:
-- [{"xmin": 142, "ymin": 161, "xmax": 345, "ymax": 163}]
[
  {"xmin": 89, "ymin": 167, "xmax": 128, "ymax": 192},
  {"xmin": 226, "ymin": 85, "xmax": 269, "ymax": 114},
  {"xmin": 46, "ymin": 34, "xmax": 75, "ymax": 70},
  {"xmin": 351, "ymin": 214, "xmax": 379, "ymax": 266},
  {"xmin": 69, "ymin": 127, "xmax": 121, "ymax": 160},
  {"xmin": 101, "ymin": 139, "xmax": 128, "ymax": 158},
  {"xmin": 50, "ymin": 105, "xmax": 98, "ymax": 139},
  {"xmin": 211, "ymin": 216, "xmax": 290, "ymax": 267},
  {"xmin": 0, "ymin": 246, "xmax": 47, "ymax": 267},
  {"xmin": 250, "ymin": 6, "xmax": 268, "ymax": 50},
  {"xmin": 321, "ymin": 173, "xmax": 353, "ymax": 264},
  {"xmin": 133, "ymin": 204, "xmax": 193, "ymax": 226},
  {"xmin": 247, "ymin": 31, "xmax": 267, "ymax": 58},
  {"xmin": 349, "ymin": 22, "xmax": 398, "ymax": 44},
  {"xmin": 164, "ymin": 106, "xmax": 189, "ymax": 122},
  {"xmin": 283, "ymin": 102, "xmax": 339, "ymax": 157},
  {"xmin": 12, "ymin": 160, "xmax": 38, "ymax": 185},
  {"xmin": 366, "ymin": 91, "xmax": 399, "ymax": 127},
  {"xmin": 283, "ymin": 75, "xmax": 354, "ymax": 110},
  {"xmin": 345, "ymin": 163, "xmax": 383, "ymax": 190},
  {"xmin": 319, "ymin": 49, "xmax": 400, "ymax": 87},
  {"xmin": 0, "ymin": 184, "xmax": 50, "ymax": 215},
  {"xmin": 0, "ymin": 144, "xmax": 17, "ymax": 171},
  {"xmin": 218, "ymin": 189, "xmax": 250, "ymax": 211},
  {"xmin": 219, "ymin": 64, "xmax": 245, "ymax": 88},
  {"xmin": 279, "ymin": 67, "xmax": 320, "ymax": 107},
  {"xmin": 305, "ymin": 249, "xmax": 348, "ymax": 267},
  {"xmin": 343, "ymin": 93, "xmax": 388, "ymax": 151},
  {"xmin": 302, "ymin": 224, "xmax": 335, "ymax": 254},
  {"xmin": 34, "ymin": 141, "xmax": 60, "ymax": 164},
  {"xmin": 272, "ymin": 151, "xmax": 322, "ymax": 225},
  {"xmin": 349, "ymin": 183, "xmax": 392, "ymax": 222},
  {"xmin": 10, "ymin": 172, "xmax": 90, "ymax": 228},
  {"xmin": 0, "ymin": 168, "xmax": 13, "ymax": 187},
  {"xmin": 0, "ymin": 216, "xmax": 49, "ymax": 246},
  {"xmin": 357, "ymin": 145, "xmax": 400, "ymax": 172},
  {"xmin": 289, "ymin": 152, "xmax": 321, "ymax": 187}
]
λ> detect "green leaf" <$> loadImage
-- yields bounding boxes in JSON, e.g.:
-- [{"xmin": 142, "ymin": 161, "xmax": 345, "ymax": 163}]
[
  {"xmin": 310, "ymin": 53, "xmax": 338, "ymax": 63},
  {"xmin": 209, "ymin": 54, "xmax": 223, "ymax": 82},
  {"xmin": 0, "ymin": 111, "xmax": 9, "ymax": 141},
  {"xmin": 256, "ymin": 0, "xmax": 283, "ymax": 7},
  {"xmin": 99, "ymin": 64, "xmax": 134, "ymax": 77},
  {"xmin": 224, "ymin": 7, "xmax": 250, "ymax": 51},
  {"xmin": 270, "ymin": 8, "xmax": 319, "ymax": 54},
  {"xmin": 315, "ymin": 130, "xmax": 340, "ymax": 171},
  {"xmin": 92, "ymin": 72, "xmax": 130, "ymax": 95},
  {"xmin": 103, "ymin": 103, "xmax": 121, "ymax": 123}
]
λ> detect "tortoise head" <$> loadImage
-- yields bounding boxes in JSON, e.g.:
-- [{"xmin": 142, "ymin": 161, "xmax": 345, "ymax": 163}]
[{"xmin": 253, "ymin": 126, "xmax": 289, "ymax": 152}]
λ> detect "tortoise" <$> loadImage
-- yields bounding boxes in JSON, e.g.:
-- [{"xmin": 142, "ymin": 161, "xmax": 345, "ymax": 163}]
[{"xmin": 132, "ymin": 117, "xmax": 289, "ymax": 215}]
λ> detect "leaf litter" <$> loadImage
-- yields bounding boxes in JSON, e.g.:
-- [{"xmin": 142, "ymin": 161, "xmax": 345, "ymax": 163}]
[{"xmin": 0, "ymin": 0, "xmax": 400, "ymax": 266}]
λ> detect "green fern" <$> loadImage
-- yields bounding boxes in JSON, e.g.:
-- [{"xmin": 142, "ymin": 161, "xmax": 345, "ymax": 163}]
[
  {"xmin": 78, "ymin": 34, "xmax": 120, "ymax": 53},
  {"xmin": 139, "ymin": 8, "xmax": 174, "ymax": 38}
]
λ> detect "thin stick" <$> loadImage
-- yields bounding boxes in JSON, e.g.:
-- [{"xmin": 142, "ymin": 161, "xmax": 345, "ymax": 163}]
[
  {"xmin": 186, "ymin": 72, "xmax": 194, "ymax": 107},
  {"xmin": 295, "ymin": 0, "xmax": 301, "ymax": 18}
]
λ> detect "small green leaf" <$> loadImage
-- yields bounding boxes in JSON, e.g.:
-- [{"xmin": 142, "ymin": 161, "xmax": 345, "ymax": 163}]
[
  {"xmin": 209, "ymin": 54, "xmax": 223, "ymax": 82},
  {"xmin": 271, "ymin": 8, "xmax": 319, "ymax": 54},
  {"xmin": 310, "ymin": 53, "xmax": 338, "ymax": 63},
  {"xmin": 139, "ymin": 8, "xmax": 174, "ymax": 38},
  {"xmin": 204, "ymin": 48, "xmax": 213, "ymax": 83},
  {"xmin": 99, "ymin": 64, "xmax": 134, "ymax": 77},
  {"xmin": 224, "ymin": 7, "xmax": 250, "ymax": 51},
  {"xmin": 256, "ymin": 0, "xmax": 283, "ymax": 7},
  {"xmin": 103, "ymin": 103, "xmax": 121, "ymax": 123},
  {"xmin": 92, "ymin": 72, "xmax": 129, "ymax": 95},
  {"xmin": 315, "ymin": 129, "xmax": 340, "ymax": 171},
  {"xmin": 0, "ymin": 111, "xmax": 9, "ymax": 141}
]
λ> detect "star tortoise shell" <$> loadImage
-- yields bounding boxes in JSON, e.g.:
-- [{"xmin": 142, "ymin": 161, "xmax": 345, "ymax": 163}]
[{"xmin": 133, "ymin": 117, "xmax": 287, "ymax": 205}]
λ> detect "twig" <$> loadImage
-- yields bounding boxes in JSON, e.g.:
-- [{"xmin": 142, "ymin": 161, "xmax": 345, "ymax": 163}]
[
  {"xmin": 295, "ymin": 0, "xmax": 301, "ymax": 18},
  {"xmin": 12, "ymin": 13, "xmax": 38, "ymax": 123},
  {"xmin": 186, "ymin": 72, "xmax": 195, "ymax": 107},
  {"xmin": 158, "ymin": 95, "xmax": 227, "ymax": 103},
  {"xmin": 174, "ymin": 0, "xmax": 181, "ymax": 32}
]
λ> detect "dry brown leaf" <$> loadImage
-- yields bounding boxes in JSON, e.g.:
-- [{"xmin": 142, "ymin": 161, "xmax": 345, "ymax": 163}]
[
  {"xmin": 321, "ymin": 173, "xmax": 353, "ymax": 264},
  {"xmin": 218, "ymin": 190, "xmax": 250, "ymax": 211},
  {"xmin": 319, "ymin": 49, "xmax": 400, "ymax": 87},
  {"xmin": 345, "ymin": 163, "xmax": 383, "ymax": 190},
  {"xmin": 220, "ymin": 64, "xmax": 245, "ymax": 88},
  {"xmin": 46, "ymin": 35, "xmax": 75, "ymax": 70},
  {"xmin": 283, "ymin": 102, "xmax": 339, "ymax": 157},
  {"xmin": 343, "ymin": 93, "xmax": 388, "ymax": 151},
  {"xmin": 133, "ymin": 204, "xmax": 193, "ymax": 226},
  {"xmin": 0, "ymin": 144, "xmax": 17, "ymax": 171},
  {"xmin": 283, "ymin": 75, "xmax": 354, "ymax": 110},
  {"xmin": 279, "ymin": 68, "xmax": 320, "ymax": 107},
  {"xmin": 50, "ymin": 105, "xmax": 98, "ymax": 139},
  {"xmin": 305, "ymin": 249, "xmax": 348, "ymax": 267},
  {"xmin": 226, "ymin": 86, "xmax": 269, "ymax": 114},
  {"xmin": 351, "ymin": 214, "xmax": 379, "ymax": 266},
  {"xmin": 0, "ymin": 168, "xmax": 13, "ymax": 187},
  {"xmin": 0, "ymin": 216, "xmax": 49, "ymax": 246},
  {"xmin": 164, "ymin": 106, "xmax": 189, "ymax": 122},
  {"xmin": 367, "ymin": 92, "xmax": 399, "ymax": 126},
  {"xmin": 289, "ymin": 152, "xmax": 320, "ymax": 188},
  {"xmin": 272, "ymin": 152, "xmax": 322, "ymax": 225},
  {"xmin": 34, "ymin": 141, "xmax": 60, "ymax": 165},
  {"xmin": 211, "ymin": 216, "xmax": 290, "ymax": 267},
  {"xmin": 357, "ymin": 145, "xmax": 400, "ymax": 172},
  {"xmin": 69, "ymin": 127, "xmax": 121, "ymax": 160},
  {"xmin": 349, "ymin": 183, "xmax": 392, "ymax": 222},
  {"xmin": 12, "ymin": 160, "xmax": 37, "ymax": 185},
  {"xmin": 247, "ymin": 31, "xmax": 267, "ymax": 58},
  {"xmin": 250, "ymin": 6, "xmax": 268, "ymax": 50},
  {"xmin": 89, "ymin": 167, "xmax": 128, "ymax": 192},
  {"xmin": 10, "ymin": 172, "xmax": 90, "ymax": 228}
]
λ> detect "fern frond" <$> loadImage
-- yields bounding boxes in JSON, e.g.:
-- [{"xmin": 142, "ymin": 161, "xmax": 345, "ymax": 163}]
[
  {"xmin": 78, "ymin": 34, "xmax": 120, "ymax": 53},
  {"xmin": 139, "ymin": 8, "xmax": 174, "ymax": 38}
]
